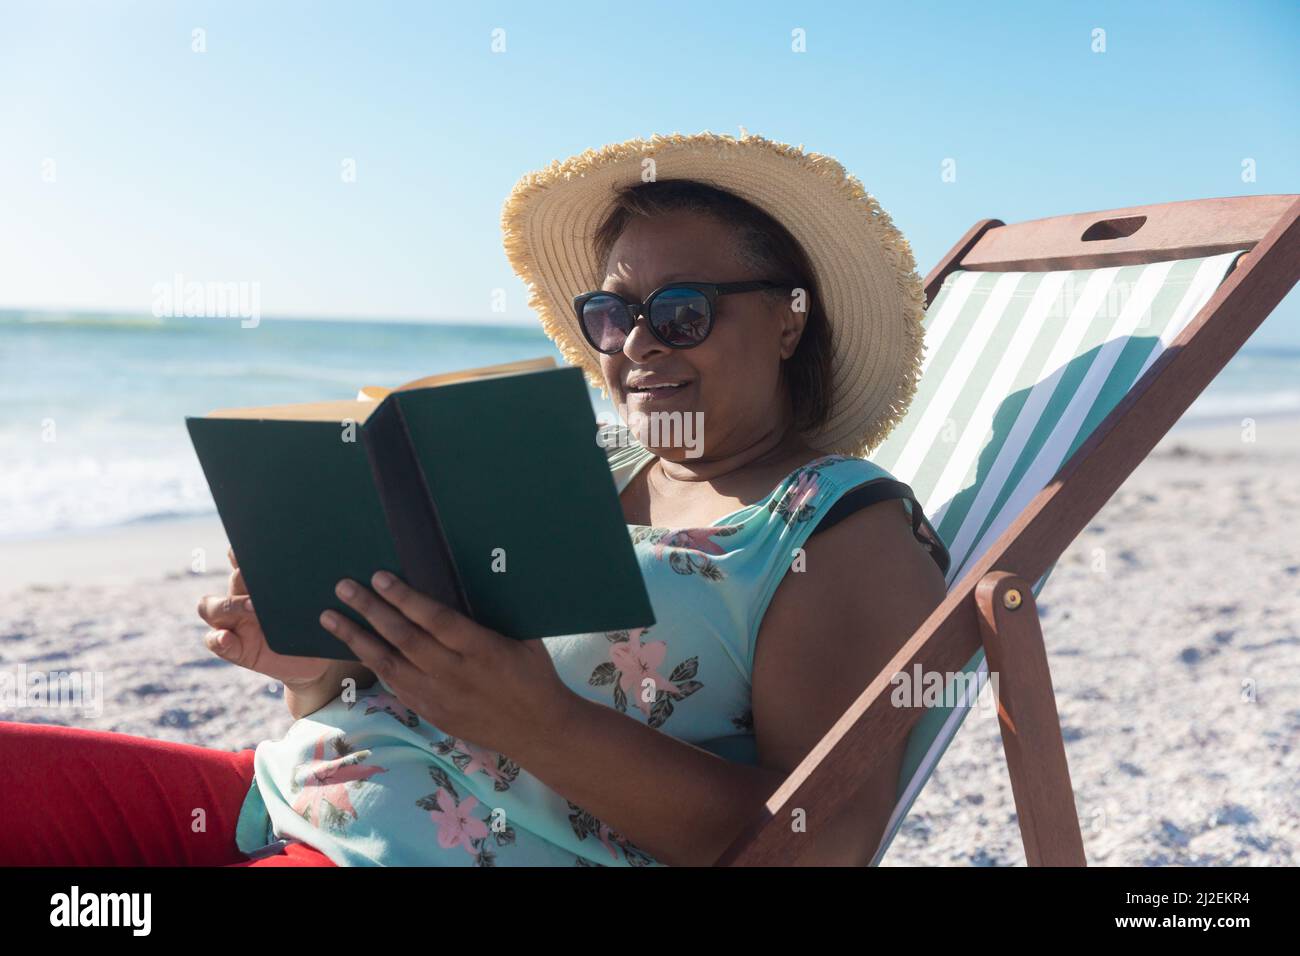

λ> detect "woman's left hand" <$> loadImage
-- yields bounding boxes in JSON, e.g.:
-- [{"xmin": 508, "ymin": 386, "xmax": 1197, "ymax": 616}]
[{"xmin": 320, "ymin": 571, "xmax": 577, "ymax": 758}]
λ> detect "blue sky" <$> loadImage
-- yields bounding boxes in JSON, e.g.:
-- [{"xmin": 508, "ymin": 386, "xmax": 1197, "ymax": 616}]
[{"xmin": 2, "ymin": 0, "xmax": 1297, "ymax": 344}]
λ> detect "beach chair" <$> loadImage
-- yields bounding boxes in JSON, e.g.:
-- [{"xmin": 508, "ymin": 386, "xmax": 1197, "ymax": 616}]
[{"xmin": 716, "ymin": 194, "xmax": 1300, "ymax": 866}]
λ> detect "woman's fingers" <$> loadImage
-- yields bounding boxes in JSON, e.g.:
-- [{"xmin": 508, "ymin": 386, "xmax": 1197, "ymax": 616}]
[
  {"xmin": 369, "ymin": 571, "xmax": 484, "ymax": 654},
  {"xmin": 199, "ymin": 583, "xmax": 337, "ymax": 687},
  {"xmin": 197, "ymin": 593, "xmax": 256, "ymax": 629},
  {"xmin": 227, "ymin": 549, "xmax": 248, "ymax": 595},
  {"xmin": 330, "ymin": 579, "xmax": 459, "ymax": 673},
  {"xmin": 204, "ymin": 628, "xmax": 236, "ymax": 656},
  {"xmin": 203, "ymin": 627, "xmax": 257, "ymax": 669},
  {"xmin": 319, "ymin": 608, "xmax": 423, "ymax": 688}
]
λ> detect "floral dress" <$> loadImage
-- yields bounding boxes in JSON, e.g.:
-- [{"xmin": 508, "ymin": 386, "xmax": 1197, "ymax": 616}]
[{"xmin": 233, "ymin": 424, "xmax": 948, "ymax": 866}]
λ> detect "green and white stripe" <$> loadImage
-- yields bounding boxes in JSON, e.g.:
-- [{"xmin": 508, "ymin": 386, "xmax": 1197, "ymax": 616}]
[{"xmin": 867, "ymin": 250, "xmax": 1245, "ymax": 865}]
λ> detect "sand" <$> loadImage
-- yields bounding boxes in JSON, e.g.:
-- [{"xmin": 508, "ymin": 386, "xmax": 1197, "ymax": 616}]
[
  {"xmin": 2, "ymin": 416, "xmax": 1297, "ymax": 865},
  {"xmin": 885, "ymin": 416, "xmax": 1300, "ymax": 866}
]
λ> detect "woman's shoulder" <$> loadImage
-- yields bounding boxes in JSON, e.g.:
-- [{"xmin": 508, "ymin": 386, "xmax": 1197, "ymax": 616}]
[
  {"xmin": 736, "ymin": 450, "xmax": 947, "ymax": 674},
  {"xmin": 790, "ymin": 452, "xmax": 897, "ymax": 485},
  {"xmin": 768, "ymin": 452, "xmax": 901, "ymax": 509},
  {"xmin": 778, "ymin": 452, "xmax": 951, "ymax": 577}
]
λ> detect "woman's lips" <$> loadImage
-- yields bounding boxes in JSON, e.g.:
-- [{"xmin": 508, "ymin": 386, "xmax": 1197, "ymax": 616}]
[{"xmin": 625, "ymin": 381, "xmax": 694, "ymax": 404}]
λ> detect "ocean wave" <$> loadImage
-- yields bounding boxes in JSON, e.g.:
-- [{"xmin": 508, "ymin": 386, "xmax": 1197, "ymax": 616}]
[
  {"xmin": 1184, "ymin": 389, "xmax": 1300, "ymax": 420},
  {"xmin": 0, "ymin": 454, "xmax": 215, "ymax": 539},
  {"xmin": 0, "ymin": 312, "xmax": 173, "ymax": 330},
  {"xmin": 149, "ymin": 360, "xmax": 412, "ymax": 389}
]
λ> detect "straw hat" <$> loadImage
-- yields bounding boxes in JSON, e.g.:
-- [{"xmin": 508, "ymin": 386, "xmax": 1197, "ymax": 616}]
[{"xmin": 500, "ymin": 130, "xmax": 927, "ymax": 458}]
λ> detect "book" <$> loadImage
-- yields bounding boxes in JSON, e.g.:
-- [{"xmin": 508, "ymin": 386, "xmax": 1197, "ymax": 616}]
[{"xmin": 186, "ymin": 357, "xmax": 655, "ymax": 661}]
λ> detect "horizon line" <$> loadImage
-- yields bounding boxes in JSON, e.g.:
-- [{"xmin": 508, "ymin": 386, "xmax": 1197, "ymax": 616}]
[
  {"xmin": 2, "ymin": 304, "xmax": 1297, "ymax": 354},
  {"xmin": 0, "ymin": 304, "xmax": 546, "ymax": 329}
]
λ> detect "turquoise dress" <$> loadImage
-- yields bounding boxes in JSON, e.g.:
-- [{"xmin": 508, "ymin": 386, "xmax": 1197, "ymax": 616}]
[{"xmin": 234, "ymin": 424, "xmax": 949, "ymax": 866}]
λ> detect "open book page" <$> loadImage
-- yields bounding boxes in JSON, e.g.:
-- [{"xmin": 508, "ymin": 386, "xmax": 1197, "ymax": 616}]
[
  {"xmin": 205, "ymin": 399, "xmax": 380, "ymax": 423},
  {"xmin": 356, "ymin": 356, "xmax": 556, "ymax": 402},
  {"xmin": 204, "ymin": 356, "xmax": 557, "ymax": 422}
]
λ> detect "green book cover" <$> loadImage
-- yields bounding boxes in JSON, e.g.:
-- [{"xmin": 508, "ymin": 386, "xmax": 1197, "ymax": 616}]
[{"xmin": 186, "ymin": 364, "xmax": 654, "ymax": 661}]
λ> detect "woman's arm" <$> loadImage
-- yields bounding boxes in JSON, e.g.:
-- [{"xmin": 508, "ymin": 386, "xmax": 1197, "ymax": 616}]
[
  {"xmin": 519, "ymin": 497, "xmax": 948, "ymax": 866},
  {"xmin": 748, "ymin": 497, "xmax": 949, "ymax": 864},
  {"xmin": 521, "ymin": 686, "xmax": 789, "ymax": 865},
  {"xmin": 284, "ymin": 661, "xmax": 378, "ymax": 719},
  {"xmin": 324, "ymin": 497, "xmax": 947, "ymax": 866}
]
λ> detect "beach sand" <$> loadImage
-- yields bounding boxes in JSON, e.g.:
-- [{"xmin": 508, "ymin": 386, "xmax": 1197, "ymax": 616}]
[{"xmin": 2, "ymin": 417, "xmax": 1297, "ymax": 864}]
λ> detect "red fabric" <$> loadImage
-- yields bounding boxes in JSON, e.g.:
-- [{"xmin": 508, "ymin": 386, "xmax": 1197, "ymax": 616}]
[{"xmin": 0, "ymin": 721, "xmax": 335, "ymax": 867}]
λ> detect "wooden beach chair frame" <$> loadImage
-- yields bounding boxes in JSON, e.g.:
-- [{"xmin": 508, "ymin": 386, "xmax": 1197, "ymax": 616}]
[{"xmin": 716, "ymin": 193, "xmax": 1300, "ymax": 867}]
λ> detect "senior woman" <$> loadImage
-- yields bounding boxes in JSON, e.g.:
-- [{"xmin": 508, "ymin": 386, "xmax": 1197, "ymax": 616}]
[{"xmin": 0, "ymin": 132, "xmax": 950, "ymax": 868}]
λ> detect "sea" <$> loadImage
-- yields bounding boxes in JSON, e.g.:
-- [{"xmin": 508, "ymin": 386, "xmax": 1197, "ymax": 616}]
[{"xmin": 3, "ymin": 310, "xmax": 1298, "ymax": 540}]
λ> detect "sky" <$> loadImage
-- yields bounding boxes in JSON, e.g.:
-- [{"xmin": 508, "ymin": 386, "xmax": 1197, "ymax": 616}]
[{"xmin": 2, "ymin": 0, "xmax": 1298, "ymax": 344}]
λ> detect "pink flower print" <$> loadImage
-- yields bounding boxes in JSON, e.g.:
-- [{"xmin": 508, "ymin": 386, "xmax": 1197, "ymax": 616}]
[
  {"xmin": 609, "ymin": 637, "xmax": 677, "ymax": 716},
  {"xmin": 652, "ymin": 526, "xmax": 731, "ymax": 561},
  {"xmin": 457, "ymin": 739, "xmax": 510, "ymax": 787},
  {"xmin": 596, "ymin": 821, "xmax": 622, "ymax": 861},
  {"xmin": 348, "ymin": 688, "xmax": 419, "ymax": 727},
  {"xmin": 787, "ymin": 470, "xmax": 821, "ymax": 511},
  {"xmin": 416, "ymin": 764, "xmax": 517, "ymax": 865},
  {"xmin": 290, "ymin": 734, "xmax": 387, "ymax": 829},
  {"xmin": 595, "ymin": 629, "xmax": 707, "ymax": 723},
  {"xmin": 428, "ymin": 788, "xmax": 490, "ymax": 855},
  {"xmin": 432, "ymin": 736, "xmax": 520, "ymax": 792},
  {"xmin": 630, "ymin": 524, "xmax": 738, "ymax": 580},
  {"xmin": 364, "ymin": 689, "xmax": 405, "ymax": 713},
  {"xmin": 591, "ymin": 628, "xmax": 704, "ymax": 727},
  {"xmin": 567, "ymin": 802, "xmax": 657, "ymax": 866},
  {"xmin": 770, "ymin": 466, "xmax": 827, "ymax": 525}
]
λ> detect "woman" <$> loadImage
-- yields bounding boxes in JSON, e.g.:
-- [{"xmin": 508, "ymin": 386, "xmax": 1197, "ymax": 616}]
[{"xmin": 1, "ymin": 132, "xmax": 950, "ymax": 867}]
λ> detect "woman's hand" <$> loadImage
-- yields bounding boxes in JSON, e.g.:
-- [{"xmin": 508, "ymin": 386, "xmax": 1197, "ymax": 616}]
[
  {"xmin": 197, "ymin": 549, "xmax": 336, "ymax": 687},
  {"xmin": 320, "ymin": 571, "xmax": 578, "ymax": 758}
]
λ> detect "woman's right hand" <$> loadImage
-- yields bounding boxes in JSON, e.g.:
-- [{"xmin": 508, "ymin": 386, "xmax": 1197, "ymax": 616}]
[{"xmin": 197, "ymin": 549, "xmax": 336, "ymax": 688}]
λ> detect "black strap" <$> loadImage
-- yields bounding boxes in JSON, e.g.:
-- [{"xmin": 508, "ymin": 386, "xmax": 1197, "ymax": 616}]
[{"xmin": 808, "ymin": 478, "xmax": 952, "ymax": 577}]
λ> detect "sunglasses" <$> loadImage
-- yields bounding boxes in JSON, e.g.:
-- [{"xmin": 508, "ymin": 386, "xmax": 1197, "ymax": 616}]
[{"xmin": 573, "ymin": 280, "xmax": 790, "ymax": 353}]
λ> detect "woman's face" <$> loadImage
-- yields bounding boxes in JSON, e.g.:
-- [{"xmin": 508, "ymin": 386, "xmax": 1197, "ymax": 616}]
[{"xmin": 597, "ymin": 210, "xmax": 807, "ymax": 462}]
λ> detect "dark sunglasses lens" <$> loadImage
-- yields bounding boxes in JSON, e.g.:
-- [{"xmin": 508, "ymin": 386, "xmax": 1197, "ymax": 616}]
[
  {"xmin": 649, "ymin": 288, "xmax": 711, "ymax": 346},
  {"xmin": 580, "ymin": 294, "xmax": 632, "ymax": 352}
]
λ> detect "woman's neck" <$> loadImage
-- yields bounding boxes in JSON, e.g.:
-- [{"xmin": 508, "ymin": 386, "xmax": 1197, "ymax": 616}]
[{"xmin": 651, "ymin": 420, "xmax": 817, "ymax": 486}]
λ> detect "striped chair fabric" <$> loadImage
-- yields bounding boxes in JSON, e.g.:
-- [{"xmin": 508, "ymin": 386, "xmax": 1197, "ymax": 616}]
[{"xmin": 866, "ymin": 249, "xmax": 1246, "ymax": 864}]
